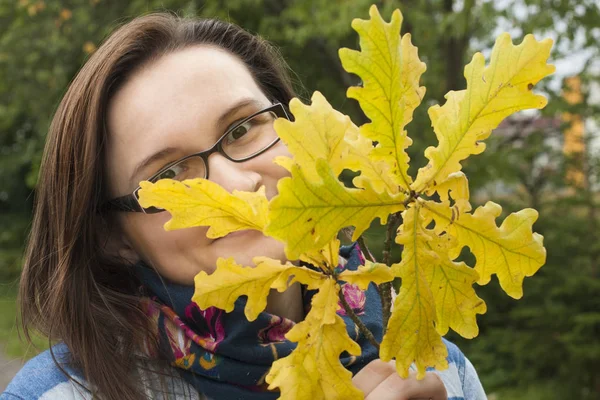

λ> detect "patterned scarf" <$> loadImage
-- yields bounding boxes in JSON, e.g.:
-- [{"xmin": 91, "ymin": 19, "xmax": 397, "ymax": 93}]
[{"xmin": 136, "ymin": 242, "xmax": 384, "ymax": 400}]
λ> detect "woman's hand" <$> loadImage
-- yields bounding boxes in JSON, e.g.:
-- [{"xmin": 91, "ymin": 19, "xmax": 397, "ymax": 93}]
[{"xmin": 352, "ymin": 359, "xmax": 448, "ymax": 400}]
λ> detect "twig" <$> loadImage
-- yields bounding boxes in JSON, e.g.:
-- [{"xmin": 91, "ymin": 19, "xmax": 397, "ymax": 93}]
[
  {"xmin": 381, "ymin": 212, "xmax": 402, "ymax": 329},
  {"xmin": 379, "ymin": 281, "xmax": 393, "ymax": 331},
  {"xmin": 382, "ymin": 213, "xmax": 400, "ymax": 266},
  {"xmin": 338, "ymin": 286, "xmax": 380, "ymax": 351},
  {"xmin": 356, "ymin": 236, "xmax": 376, "ymax": 263}
]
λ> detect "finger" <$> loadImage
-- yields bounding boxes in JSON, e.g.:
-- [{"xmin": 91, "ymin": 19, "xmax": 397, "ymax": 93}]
[
  {"xmin": 403, "ymin": 371, "xmax": 447, "ymax": 400},
  {"xmin": 366, "ymin": 371, "xmax": 447, "ymax": 400},
  {"xmin": 352, "ymin": 359, "xmax": 397, "ymax": 396}
]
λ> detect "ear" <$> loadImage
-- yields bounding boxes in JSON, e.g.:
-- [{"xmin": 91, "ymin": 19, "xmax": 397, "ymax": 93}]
[
  {"xmin": 112, "ymin": 234, "xmax": 140, "ymax": 265},
  {"xmin": 98, "ymin": 216, "xmax": 140, "ymax": 265}
]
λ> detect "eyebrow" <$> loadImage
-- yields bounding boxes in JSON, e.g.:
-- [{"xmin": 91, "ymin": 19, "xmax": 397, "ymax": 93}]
[
  {"xmin": 130, "ymin": 147, "xmax": 181, "ymax": 187},
  {"xmin": 216, "ymin": 98, "xmax": 265, "ymax": 129},
  {"xmin": 129, "ymin": 97, "xmax": 267, "ymax": 187}
]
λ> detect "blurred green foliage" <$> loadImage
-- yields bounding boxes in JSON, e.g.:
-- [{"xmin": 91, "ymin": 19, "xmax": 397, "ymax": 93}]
[
  {"xmin": 0, "ymin": 0, "xmax": 599, "ymax": 398},
  {"xmin": 0, "ymin": 284, "xmax": 47, "ymax": 360}
]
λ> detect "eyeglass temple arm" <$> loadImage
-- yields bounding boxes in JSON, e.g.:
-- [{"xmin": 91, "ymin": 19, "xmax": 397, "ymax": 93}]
[{"xmin": 101, "ymin": 195, "xmax": 144, "ymax": 213}]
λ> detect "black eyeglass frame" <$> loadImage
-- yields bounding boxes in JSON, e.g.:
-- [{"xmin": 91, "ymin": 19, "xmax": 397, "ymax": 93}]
[{"xmin": 101, "ymin": 103, "xmax": 289, "ymax": 214}]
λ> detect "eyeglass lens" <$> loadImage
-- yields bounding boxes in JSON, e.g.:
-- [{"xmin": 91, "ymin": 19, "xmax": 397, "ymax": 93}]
[{"xmin": 141, "ymin": 109, "xmax": 280, "ymax": 188}]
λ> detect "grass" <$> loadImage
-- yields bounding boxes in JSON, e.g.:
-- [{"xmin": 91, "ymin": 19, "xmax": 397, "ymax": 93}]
[{"xmin": 0, "ymin": 281, "xmax": 48, "ymax": 361}]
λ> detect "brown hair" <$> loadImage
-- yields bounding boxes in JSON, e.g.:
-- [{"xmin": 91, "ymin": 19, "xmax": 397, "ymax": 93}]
[{"xmin": 19, "ymin": 13, "xmax": 296, "ymax": 399}]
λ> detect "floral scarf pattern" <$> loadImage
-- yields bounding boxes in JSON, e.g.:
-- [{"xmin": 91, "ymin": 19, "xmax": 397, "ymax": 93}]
[{"xmin": 136, "ymin": 242, "xmax": 383, "ymax": 400}]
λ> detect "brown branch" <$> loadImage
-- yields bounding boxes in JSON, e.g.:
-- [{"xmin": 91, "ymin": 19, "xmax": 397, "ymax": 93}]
[
  {"xmin": 383, "ymin": 213, "xmax": 401, "ymax": 267},
  {"xmin": 379, "ymin": 281, "xmax": 393, "ymax": 332},
  {"xmin": 380, "ymin": 212, "xmax": 403, "ymax": 329},
  {"xmin": 356, "ymin": 236, "xmax": 376, "ymax": 263},
  {"xmin": 338, "ymin": 286, "xmax": 380, "ymax": 351}
]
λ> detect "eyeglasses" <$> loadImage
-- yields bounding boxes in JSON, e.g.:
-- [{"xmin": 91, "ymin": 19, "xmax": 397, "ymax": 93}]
[{"xmin": 102, "ymin": 103, "xmax": 290, "ymax": 214}]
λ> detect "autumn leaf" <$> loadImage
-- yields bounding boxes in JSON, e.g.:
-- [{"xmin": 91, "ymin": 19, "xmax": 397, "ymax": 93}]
[
  {"xmin": 380, "ymin": 205, "xmax": 448, "ymax": 378},
  {"xmin": 266, "ymin": 279, "xmax": 363, "ymax": 399},
  {"xmin": 266, "ymin": 158, "xmax": 407, "ymax": 259},
  {"xmin": 422, "ymin": 200, "xmax": 546, "ymax": 299},
  {"xmin": 339, "ymin": 5, "xmax": 426, "ymax": 192},
  {"xmin": 419, "ymin": 213, "xmax": 486, "ymax": 338},
  {"xmin": 338, "ymin": 261, "xmax": 394, "ymax": 290},
  {"xmin": 235, "ymin": 189, "xmax": 270, "ymax": 221},
  {"xmin": 425, "ymin": 171, "xmax": 472, "ymax": 213},
  {"xmin": 299, "ymin": 238, "xmax": 342, "ymax": 274},
  {"xmin": 273, "ymin": 91, "xmax": 357, "ymax": 181},
  {"xmin": 343, "ymin": 126, "xmax": 400, "ymax": 194},
  {"xmin": 272, "ymin": 155, "xmax": 293, "ymax": 172},
  {"xmin": 137, "ymin": 179, "xmax": 268, "ymax": 238},
  {"xmin": 381, "ymin": 202, "xmax": 487, "ymax": 377},
  {"xmin": 193, "ymin": 257, "xmax": 324, "ymax": 321},
  {"xmin": 412, "ymin": 33, "xmax": 555, "ymax": 193},
  {"xmin": 266, "ymin": 316, "xmax": 362, "ymax": 399}
]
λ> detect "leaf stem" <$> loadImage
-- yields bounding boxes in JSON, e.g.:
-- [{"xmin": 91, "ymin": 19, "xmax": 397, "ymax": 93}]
[{"xmin": 338, "ymin": 286, "xmax": 380, "ymax": 351}]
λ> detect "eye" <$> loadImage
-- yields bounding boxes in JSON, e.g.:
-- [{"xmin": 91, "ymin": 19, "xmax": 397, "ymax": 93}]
[
  {"xmin": 225, "ymin": 120, "xmax": 253, "ymax": 144},
  {"xmin": 154, "ymin": 162, "xmax": 187, "ymax": 181}
]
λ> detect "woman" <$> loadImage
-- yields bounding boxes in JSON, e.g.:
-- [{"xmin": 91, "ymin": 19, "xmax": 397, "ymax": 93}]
[{"xmin": 2, "ymin": 13, "xmax": 486, "ymax": 400}]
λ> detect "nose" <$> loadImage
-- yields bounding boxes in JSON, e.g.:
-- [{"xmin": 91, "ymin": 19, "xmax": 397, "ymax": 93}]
[{"xmin": 207, "ymin": 153, "xmax": 263, "ymax": 193}]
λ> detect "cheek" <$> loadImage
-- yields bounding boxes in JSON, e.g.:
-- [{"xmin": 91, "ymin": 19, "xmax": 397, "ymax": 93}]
[
  {"xmin": 121, "ymin": 213, "xmax": 215, "ymax": 284},
  {"xmin": 117, "ymin": 142, "xmax": 294, "ymax": 284},
  {"xmin": 123, "ymin": 214, "xmax": 288, "ymax": 283}
]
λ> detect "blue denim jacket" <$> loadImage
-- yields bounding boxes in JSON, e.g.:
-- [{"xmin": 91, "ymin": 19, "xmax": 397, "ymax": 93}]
[{"xmin": 1, "ymin": 339, "xmax": 486, "ymax": 400}]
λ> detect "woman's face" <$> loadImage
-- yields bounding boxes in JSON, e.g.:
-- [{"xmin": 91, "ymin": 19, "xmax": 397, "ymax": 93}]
[{"xmin": 105, "ymin": 46, "xmax": 291, "ymax": 284}]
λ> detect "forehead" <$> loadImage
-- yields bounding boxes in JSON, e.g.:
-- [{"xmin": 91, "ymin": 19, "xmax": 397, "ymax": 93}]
[
  {"xmin": 105, "ymin": 45, "xmax": 269, "ymax": 192},
  {"xmin": 108, "ymin": 45, "xmax": 267, "ymax": 141}
]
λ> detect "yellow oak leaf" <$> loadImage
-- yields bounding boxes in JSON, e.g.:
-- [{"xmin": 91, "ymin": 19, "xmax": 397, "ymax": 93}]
[
  {"xmin": 273, "ymin": 91, "xmax": 357, "ymax": 181},
  {"xmin": 422, "ymin": 200, "xmax": 546, "ymax": 299},
  {"xmin": 393, "ymin": 204, "xmax": 485, "ymax": 341},
  {"xmin": 424, "ymin": 235, "xmax": 486, "ymax": 338},
  {"xmin": 266, "ymin": 158, "xmax": 407, "ymax": 259},
  {"xmin": 235, "ymin": 189, "xmax": 269, "ymax": 221},
  {"xmin": 293, "ymin": 276, "xmax": 340, "ymax": 329},
  {"xmin": 300, "ymin": 239, "xmax": 394, "ymax": 289},
  {"xmin": 380, "ymin": 205, "xmax": 448, "ymax": 378},
  {"xmin": 193, "ymin": 257, "xmax": 324, "ymax": 321},
  {"xmin": 273, "ymin": 91, "xmax": 399, "ymax": 195},
  {"xmin": 299, "ymin": 238, "xmax": 341, "ymax": 274},
  {"xmin": 273, "ymin": 155, "xmax": 293, "ymax": 172},
  {"xmin": 266, "ymin": 279, "xmax": 362, "ymax": 399},
  {"xmin": 267, "ymin": 318, "xmax": 362, "ymax": 399},
  {"xmin": 137, "ymin": 179, "xmax": 268, "ymax": 238},
  {"xmin": 343, "ymin": 127, "xmax": 400, "ymax": 194},
  {"xmin": 424, "ymin": 171, "xmax": 472, "ymax": 213},
  {"xmin": 339, "ymin": 5, "xmax": 426, "ymax": 192},
  {"xmin": 418, "ymin": 210, "xmax": 486, "ymax": 338},
  {"xmin": 338, "ymin": 261, "xmax": 394, "ymax": 290},
  {"xmin": 412, "ymin": 33, "xmax": 555, "ymax": 193}
]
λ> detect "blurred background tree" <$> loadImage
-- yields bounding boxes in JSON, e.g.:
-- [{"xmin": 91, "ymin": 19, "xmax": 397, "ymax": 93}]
[{"xmin": 1, "ymin": 0, "xmax": 598, "ymax": 398}]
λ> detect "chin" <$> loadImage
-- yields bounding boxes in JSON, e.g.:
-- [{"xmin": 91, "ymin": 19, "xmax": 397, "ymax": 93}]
[{"xmin": 210, "ymin": 230, "xmax": 287, "ymax": 267}]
